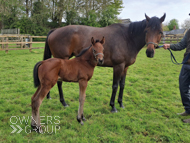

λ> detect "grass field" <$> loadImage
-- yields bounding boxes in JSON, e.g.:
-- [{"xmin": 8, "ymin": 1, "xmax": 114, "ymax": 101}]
[{"xmin": 0, "ymin": 44, "xmax": 190, "ymax": 142}]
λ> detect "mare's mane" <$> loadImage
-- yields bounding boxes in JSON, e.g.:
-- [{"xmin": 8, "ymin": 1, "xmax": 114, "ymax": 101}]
[
  {"xmin": 76, "ymin": 40, "xmax": 100, "ymax": 57},
  {"xmin": 128, "ymin": 17, "xmax": 162, "ymax": 37}
]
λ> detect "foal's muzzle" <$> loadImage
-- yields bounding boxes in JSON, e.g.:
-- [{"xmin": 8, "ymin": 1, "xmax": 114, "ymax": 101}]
[{"xmin": 98, "ymin": 59, "xmax": 104, "ymax": 65}]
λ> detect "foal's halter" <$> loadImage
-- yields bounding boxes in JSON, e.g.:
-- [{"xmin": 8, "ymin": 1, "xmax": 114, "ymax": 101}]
[{"xmin": 92, "ymin": 48, "xmax": 104, "ymax": 59}]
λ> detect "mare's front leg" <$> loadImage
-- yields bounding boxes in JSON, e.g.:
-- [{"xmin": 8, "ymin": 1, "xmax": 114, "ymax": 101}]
[
  {"xmin": 110, "ymin": 63, "xmax": 125, "ymax": 113},
  {"xmin": 57, "ymin": 81, "xmax": 68, "ymax": 107},
  {"xmin": 77, "ymin": 80, "xmax": 87, "ymax": 125},
  {"xmin": 118, "ymin": 67, "xmax": 128, "ymax": 108},
  {"xmin": 46, "ymin": 92, "xmax": 51, "ymax": 99}
]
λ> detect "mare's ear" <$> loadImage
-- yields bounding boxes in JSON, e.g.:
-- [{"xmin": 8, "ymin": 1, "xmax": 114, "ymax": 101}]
[
  {"xmin": 160, "ymin": 13, "xmax": 166, "ymax": 23},
  {"xmin": 145, "ymin": 13, "xmax": 150, "ymax": 22},
  {"xmin": 91, "ymin": 37, "xmax": 95, "ymax": 45},
  {"xmin": 100, "ymin": 36, "xmax": 105, "ymax": 45}
]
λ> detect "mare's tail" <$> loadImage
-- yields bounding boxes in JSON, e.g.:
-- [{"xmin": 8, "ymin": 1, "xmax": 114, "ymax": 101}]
[
  {"xmin": 43, "ymin": 29, "xmax": 56, "ymax": 60},
  {"xmin": 33, "ymin": 61, "xmax": 42, "ymax": 88}
]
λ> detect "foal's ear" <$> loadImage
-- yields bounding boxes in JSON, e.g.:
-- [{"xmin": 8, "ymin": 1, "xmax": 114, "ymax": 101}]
[
  {"xmin": 91, "ymin": 37, "xmax": 95, "ymax": 45},
  {"xmin": 160, "ymin": 13, "xmax": 166, "ymax": 23},
  {"xmin": 100, "ymin": 36, "xmax": 105, "ymax": 45},
  {"xmin": 145, "ymin": 13, "xmax": 150, "ymax": 22}
]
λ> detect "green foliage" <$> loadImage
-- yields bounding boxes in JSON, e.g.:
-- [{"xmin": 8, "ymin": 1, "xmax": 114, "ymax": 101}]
[
  {"xmin": 168, "ymin": 19, "xmax": 179, "ymax": 30},
  {"xmin": 80, "ymin": 10, "xmax": 101, "ymax": 27},
  {"xmin": 31, "ymin": 1, "xmax": 49, "ymax": 27},
  {"xmin": 66, "ymin": 10, "xmax": 79, "ymax": 25},
  {"xmin": 0, "ymin": 0, "xmax": 123, "ymax": 35},
  {"xmin": 0, "ymin": 47, "xmax": 190, "ymax": 142},
  {"xmin": 162, "ymin": 24, "xmax": 169, "ymax": 31},
  {"xmin": 99, "ymin": 0, "xmax": 122, "ymax": 27}
]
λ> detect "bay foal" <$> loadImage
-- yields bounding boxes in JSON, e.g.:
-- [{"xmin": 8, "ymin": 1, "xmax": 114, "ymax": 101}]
[{"xmin": 31, "ymin": 37, "xmax": 105, "ymax": 132}]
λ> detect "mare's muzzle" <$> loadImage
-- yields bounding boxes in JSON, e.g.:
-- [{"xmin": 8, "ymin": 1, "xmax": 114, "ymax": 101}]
[{"xmin": 146, "ymin": 49, "xmax": 154, "ymax": 58}]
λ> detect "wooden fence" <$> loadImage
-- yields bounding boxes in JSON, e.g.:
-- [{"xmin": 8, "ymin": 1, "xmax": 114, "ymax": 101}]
[
  {"xmin": 0, "ymin": 35, "xmax": 185, "ymax": 53},
  {"xmin": 1, "ymin": 28, "xmax": 20, "ymax": 34},
  {"xmin": 160, "ymin": 35, "xmax": 184, "ymax": 45},
  {"xmin": 0, "ymin": 35, "xmax": 46, "ymax": 53}
]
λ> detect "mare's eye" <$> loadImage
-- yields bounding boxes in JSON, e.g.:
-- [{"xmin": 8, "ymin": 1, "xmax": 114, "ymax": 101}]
[{"xmin": 93, "ymin": 49, "xmax": 96, "ymax": 53}]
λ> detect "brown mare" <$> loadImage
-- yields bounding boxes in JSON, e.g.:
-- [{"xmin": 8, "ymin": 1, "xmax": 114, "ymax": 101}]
[
  {"xmin": 31, "ymin": 37, "xmax": 105, "ymax": 131},
  {"xmin": 44, "ymin": 14, "xmax": 166, "ymax": 112}
]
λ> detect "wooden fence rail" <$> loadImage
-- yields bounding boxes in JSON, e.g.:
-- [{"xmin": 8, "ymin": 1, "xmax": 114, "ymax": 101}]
[
  {"xmin": 0, "ymin": 35, "xmax": 46, "ymax": 53},
  {"xmin": 0, "ymin": 35, "xmax": 185, "ymax": 53}
]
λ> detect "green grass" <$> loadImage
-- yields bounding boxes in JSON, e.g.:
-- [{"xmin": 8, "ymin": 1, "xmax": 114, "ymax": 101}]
[{"xmin": 0, "ymin": 47, "xmax": 190, "ymax": 142}]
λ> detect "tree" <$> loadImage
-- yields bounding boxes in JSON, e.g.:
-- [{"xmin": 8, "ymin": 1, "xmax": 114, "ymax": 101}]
[
  {"xmin": 162, "ymin": 24, "xmax": 169, "ymax": 31},
  {"xmin": 181, "ymin": 18, "xmax": 190, "ymax": 29},
  {"xmin": 168, "ymin": 19, "xmax": 179, "ymax": 30}
]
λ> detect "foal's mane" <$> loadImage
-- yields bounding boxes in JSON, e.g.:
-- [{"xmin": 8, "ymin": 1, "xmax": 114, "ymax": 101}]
[
  {"xmin": 128, "ymin": 17, "xmax": 162, "ymax": 37},
  {"xmin": 76, "ymin": 40, "xmax": 100, "ymax": 57}
]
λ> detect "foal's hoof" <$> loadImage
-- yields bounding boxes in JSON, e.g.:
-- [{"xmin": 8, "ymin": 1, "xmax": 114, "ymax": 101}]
[
  {"xmin": 111, "ymin": 107, "xmax": 118, "ymax": 113},
  {"xmin": 31, "ymin": 125, "xmax": 43, "ymax": 133},
  {"xmin": 77, "ymin": 117, "xmax": 84, "ymax": 125},
  {"xmin": 82, "ymin": 116, "xmax": 86, "ymax": 121}
]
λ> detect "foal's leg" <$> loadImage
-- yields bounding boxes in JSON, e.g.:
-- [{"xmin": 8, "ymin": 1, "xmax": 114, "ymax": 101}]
[
  {"xmin": 77, "ymin": 80, "xmax": 87, "ymax": 125},
  {"xmin": 110, "ymin": 64, "xmax": 125, "ymax": 113},
  {"xmin": 31, "ymin": 84, "xmax": 52, "ymax": 133},
  {"xmin": 31, "ymin": 86, "xmax": 41, "ymax": 129},
  {"xmin": 57, "ymin": 81, "xmax": 68, "ymax": 107},
  {"xmin": 118, "ymin": 67, "xmax": 128, "ymax": 108}
]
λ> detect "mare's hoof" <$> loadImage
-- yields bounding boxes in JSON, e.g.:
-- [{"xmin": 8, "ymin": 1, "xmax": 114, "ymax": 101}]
[
  {"xmin": 60, "ymin": 100, "xmax": 68, "ymax": 107},
  {"xmin": 47, "ymin": 97, "xmax": 51, "ymax": 99},
  {"xmin": 120, "ymin": 103, "xmax": 125, "ymax": 109},
  {"xmin": 111, "ymin": 107, "xmax": 118, "ymax": 113},
  {"xmin": 62, "ymin": 103, "xmax": 69, "ymax": 107},
  {"xmin": 183, "ymin": 118, "xmax": 190, "ymax": 123}
]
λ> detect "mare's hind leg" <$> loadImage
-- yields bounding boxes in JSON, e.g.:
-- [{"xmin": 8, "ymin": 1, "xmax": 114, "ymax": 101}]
[
  {"xmin": 77, "ymin": 80, "xmax": 87, "ymax": 125},
  {"xmin": 57, "ymin": 81, "xmax": 68, "ymax": 107},
  {"xmin": 31, "ymin": 85, "xmax": 52, "ymax": 133},
  {"xmin": 118, "ymin": 67, "xmax": 128, "ymax": 108}
]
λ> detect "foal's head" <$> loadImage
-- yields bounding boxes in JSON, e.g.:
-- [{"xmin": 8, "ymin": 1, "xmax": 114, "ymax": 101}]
[
  {"xmin": 145, "ymin": 13, "xmax": 166, "ymax": 58},
  {"xmin": 91, "ymin": 37, "xmax": 105, "ymax": 65}
]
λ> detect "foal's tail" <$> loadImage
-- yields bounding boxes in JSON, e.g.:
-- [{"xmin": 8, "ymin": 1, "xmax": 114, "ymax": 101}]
[
  {"xmin": 33, "ymin": 61, "xmax": 42, "ymax": 88},
  {"xmin": 43, "ymin": 29, "xmax": 56, "ymax": 60}
]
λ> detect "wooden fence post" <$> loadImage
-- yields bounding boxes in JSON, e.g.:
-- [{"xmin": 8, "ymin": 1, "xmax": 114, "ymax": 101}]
[
  {"xmin": 5, "ymin": 37, "xmax": 8, "ymax": 53},
  {"xmin": 2, "ymin": 37, "xmax": 4, "ymax": 49},
  {"xmin": 21, "ymin": 36, "xmax": 23, "ymax": 48},
  {"xmin": 29, "ymin": 37, "xmax": 32, "ymax": 52}
]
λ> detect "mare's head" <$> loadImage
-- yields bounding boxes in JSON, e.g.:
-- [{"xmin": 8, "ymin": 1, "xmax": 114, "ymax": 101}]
[
  {"xmin": 91, "ymin": 37, "xmax": 105, "ymax": 65},
  {"xmin": 145, "ymin": 13, "xmax": 166, "ymax": 58}
]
